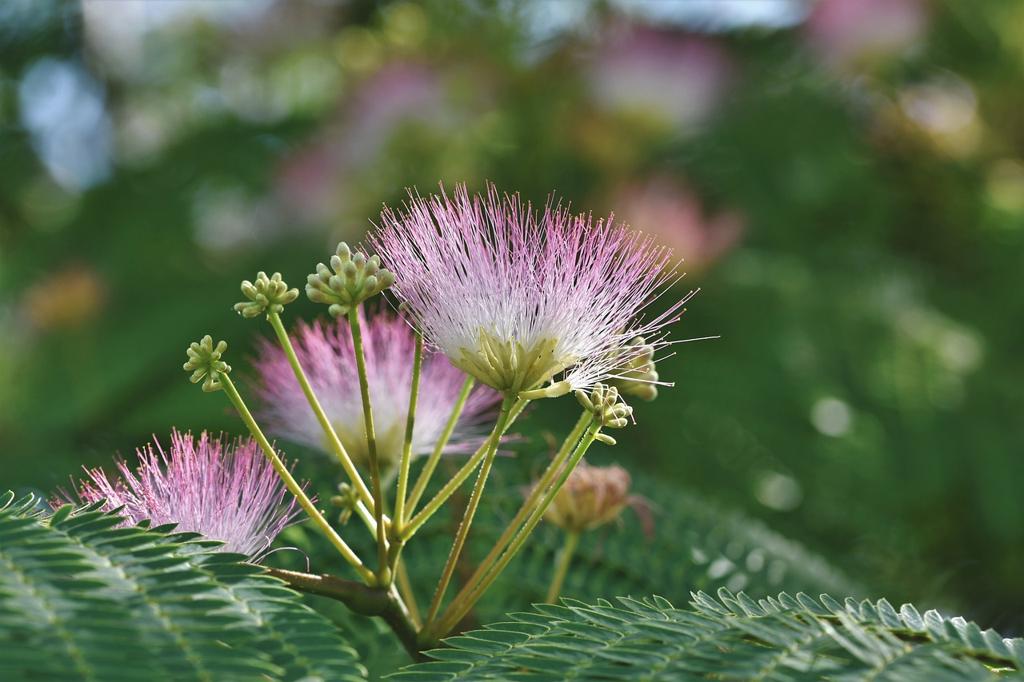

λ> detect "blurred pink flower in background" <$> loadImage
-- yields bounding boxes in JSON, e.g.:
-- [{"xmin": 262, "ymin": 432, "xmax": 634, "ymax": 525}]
[
  {"xmin": 275, "ymin": 60, "xmax": 454, "ymax": 225},
  {"xmin": 613, "ymin": 177, "xmax": 744, "ymax": 271},
  {"xmin": 342, "ymin": 61, "xmax": 450, "ymax": 165},
  {"xmin": 586, "ymin": 26, "xmax": 733, "ymax": 132},
  {"xmin": 275, "ymin": 142, "xmax": 343, "ymax": 226},
  {"xmin": 805, "ymin": 0, "xmax": 928, "ymax": 68}
]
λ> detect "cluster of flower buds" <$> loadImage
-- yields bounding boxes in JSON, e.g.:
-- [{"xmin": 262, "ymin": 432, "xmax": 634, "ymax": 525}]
[
  {"xmin": 542, "ymin": 462, "xmax": 633, "ymax": 534},
  {"xmin": 183, "ymin": 335, "xmax": 231, "ymax": 392},
  {"xmin": 608, "ymin": 336, "xmax": 659, "ymax": 402},
  {"xmin": 306, "ymin": 242, "xmax": 396, "ymax": 318},
  {"xmin": 234, "ymin": 271, "xmax": 299, "ymax": 318},
  {"xmin": 330, "ymin": 482, "xmax": 360, "ymax": 525},
  {"xmin": 575, "ymin": 384, "xmax": 632, "ymax": 444}
]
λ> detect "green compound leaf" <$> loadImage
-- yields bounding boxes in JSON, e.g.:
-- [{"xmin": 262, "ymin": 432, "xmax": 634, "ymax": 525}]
[
  {"xmin": 393, "ymin": 590, "xmax": 1024, "ymax": 681},
  {"xmin": 0, "ymin": 493, "xmax": 366, "ymax": 682}
]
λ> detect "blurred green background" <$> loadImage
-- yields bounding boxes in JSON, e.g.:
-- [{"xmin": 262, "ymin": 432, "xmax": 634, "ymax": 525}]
[{"xmin": 2, "ymin": 0, "xmax": 1022, "ymax": 633}]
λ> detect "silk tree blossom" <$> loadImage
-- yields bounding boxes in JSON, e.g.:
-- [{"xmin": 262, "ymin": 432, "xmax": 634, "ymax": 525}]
[
  {"xmin": 370, "ymin": 184, "xmax": 697, "ymax": 396},
  {"xmin": 254, "ymin": 308, "xmax": 500, "ymax": 476},
  {"xmin": 55, "ymin": 430, "xmax": 300, "ymax": 561}
]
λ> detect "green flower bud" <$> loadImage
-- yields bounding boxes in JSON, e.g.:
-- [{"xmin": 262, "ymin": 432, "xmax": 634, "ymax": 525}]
[
  {"xmin": 331, "ymin": 483, "xmax": 358, "ymax": 525},
  {"xmin": 306, "ymin": 242, "xmax": 395, "ymax": 318},
  {"xmin": 575, "ymin": 384, "xmax": 633, "ymax": 433},
  {"xmin": 607, "ymin": 336, "xmax": 659, "ymax": 402},
  {"xmin": 183, "ymin": 335, "xmax": 231, "ymax": 392},
  {"xmin": 234, "ymin": 271, "xmax": 299, "ymax": 319}
]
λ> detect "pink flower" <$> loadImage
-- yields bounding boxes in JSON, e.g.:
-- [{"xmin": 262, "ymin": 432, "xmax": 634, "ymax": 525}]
[
  {"xmin": 613, "ymin": 176, "xmax": 744, "ymax": 271},
  {"xmin": 55, "ymin": 431, "xmax": 300, "ymax": 561},
  {"xmin": 370, "ymin": 184, "xmax": 695, "ymax": 396},
  {"xmin": 253, "ymin": 307, "xmax": 500, "ymax": 474},
  {"xmin": 586, "ymin": 26, "xmax": 733, "ymax": 132},
  {"xmin": 804, "ymin": 0, "xmax": 928, "ymax": 69}
]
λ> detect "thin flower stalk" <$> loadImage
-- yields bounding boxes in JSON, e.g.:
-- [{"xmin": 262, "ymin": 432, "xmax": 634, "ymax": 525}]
[
  {"xmin": 537, "ymin": 458, "xmax": 637, "ymax": 604},
  {"xmin": 545, "ymin": 531, "xmax": 580, "ymax": 603},
  {"xmin": 234, "ymin": 273, "xmax": 383, "ymax": 537},
  {"xmin": 401, "ymin": 397, "xmax": 527, "ymax": 540},
  {"xmin": 385, "ymin": 330, "xmax": 424, "ymax": 581},
  {"xmin": 403, "ymin": 375, "xmax": 475, "ymax": 521},
  {"xmin": 219, "ymin": 373, "xmax": 374, "ymax": 584},
  {"xmin": 423, "ymin": 396, "xmax": 515, "ymax": 629},
  {"xmin": 393, "ymin": 328, "xmax": 424, "ymax": 529},
  {"xmin": 454, "ymin": 410, "xmax": 590, "ymax": 601},
  {"xmin": 395, "ymin": 562, "xmax": 422, "ymax": 628},
  {"xmin": 348, "ymin": 309, "xmax": 391, "ymax": 583},
  {"xmin": 433, "ymin": 419, "xmax": 602, "ymax": 637},
  {"xmin": 266, "ymin": 311, "xmax": 381, "ymax": 531}
]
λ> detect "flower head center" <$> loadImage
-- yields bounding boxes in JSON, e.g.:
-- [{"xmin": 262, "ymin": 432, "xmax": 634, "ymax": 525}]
[{"xmin": 453, "ymin": 330, "xmax": 574, "ymax": 395}]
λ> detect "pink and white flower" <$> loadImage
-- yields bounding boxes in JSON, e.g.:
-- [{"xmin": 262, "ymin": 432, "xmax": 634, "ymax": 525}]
[
  {"xmin": 254, "ymin": 307, "xmax": 500, "ymax": 474},
  {"xmin": 55, "ymin": 430, "xmax": 299, "ymax": 561},
  {"xmin": 370, "ymin": 184, "xmax": 696, "ymax": 397}
]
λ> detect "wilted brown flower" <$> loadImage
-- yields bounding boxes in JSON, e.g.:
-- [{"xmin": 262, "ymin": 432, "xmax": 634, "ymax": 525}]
[{"xmin": 541, "ymin": 462, "xmax": 636, "ymax": 534}]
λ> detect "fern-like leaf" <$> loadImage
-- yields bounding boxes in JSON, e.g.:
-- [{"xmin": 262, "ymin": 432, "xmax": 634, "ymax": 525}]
[
  {"xmin": 0, "ymin": 493, "xmax": 366, "ymax": 682},
  {"xmin": 393, "ymin": 589, "xmax": 1024, "ymax": 680}
]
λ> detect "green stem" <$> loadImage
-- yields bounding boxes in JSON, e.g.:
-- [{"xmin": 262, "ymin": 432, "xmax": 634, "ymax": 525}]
[
  {"xmin": 393, "ymin": 329, "xmax": 423, "ymax": 531},
  {"xmin": 348, "ymin": 310, "xmax": 390, "ymax": 584},
  {"xmin": 545, "ymin": 531, "xmax": 579, "ymax": 603},
  {"xmin": 266, "ymin": 567, "xmax": 422, "ymax": 661},
  {"xmin": 423, "ymin": 396, "xmax": 515, "ymax": 630},
  {"xmin": 448, "ymin": 410, "xmax": 589, "ymax": 608},
  {"xmin": 402, "ymin": 398, "xmax": 527, "ymax": 540},
  {"xmin": 395, "ymin": 561, "xmax": 422, "ymax": 628},
  {"xmin": 219, "ymin": 374, "xmax": 374, "ymax": 584},
  {"xmin": 266, "ymin": 312, "xmax": 379, "ymax": 530},
  {"xmin": 350, "ymin": 495, "xmax": 379, "ymax": 534},
  {"xmin": 405, "ymin": 375, "xmax": 475, "ymax": 519},
  {"xmin": 433, "ymin": 421, "xmax": 601, "ymax": 637}
]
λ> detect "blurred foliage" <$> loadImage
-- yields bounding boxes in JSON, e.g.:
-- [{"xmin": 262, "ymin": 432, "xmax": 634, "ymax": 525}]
[{"xmin": 2, "ymin": 0, "xmax": 1023, "ymax": 646}]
